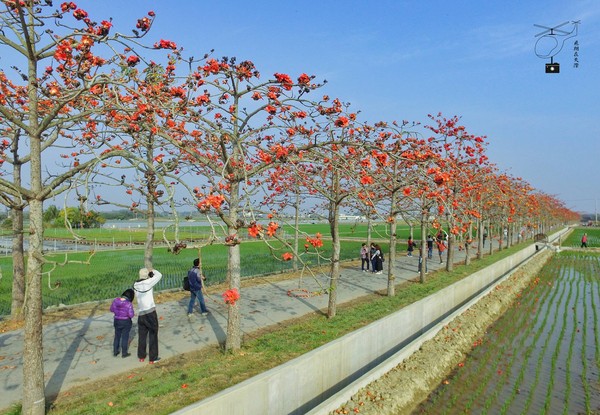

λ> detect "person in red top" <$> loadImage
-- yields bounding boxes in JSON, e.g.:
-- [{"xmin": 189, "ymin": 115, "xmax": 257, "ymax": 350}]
[
  {"xmin": 581, "ymin": 233, "xmax": 588, "ymax": 248},
  {"xmin": 436, "ymin": 239, "xmax": 446, "ymax": 264},
  {"xmin": 407, "ymin": 237, "xmax": 415, "ymax": 256}
]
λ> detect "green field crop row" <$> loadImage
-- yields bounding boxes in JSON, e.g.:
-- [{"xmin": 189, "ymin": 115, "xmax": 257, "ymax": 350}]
[
  {"xmin": 0, "ymin": 238, "xmax": 405, "ymax": 316},
  {"xmin": 33, "ymin": 222, "xmax": 422, "ymax": 244},
  {"xmin": 562, "ymin": 227, "xmax": 600, "ymax": 247}
]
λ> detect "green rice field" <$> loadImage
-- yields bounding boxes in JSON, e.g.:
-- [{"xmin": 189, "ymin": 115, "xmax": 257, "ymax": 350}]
[{"xmin": 416, "ymin": 250, "xmax": 600, "ymax": 414}]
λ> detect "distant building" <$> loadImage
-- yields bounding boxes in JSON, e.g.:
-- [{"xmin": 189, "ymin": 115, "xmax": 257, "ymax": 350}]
[{"xmin": 339, "ymin": 215, "xmax": 365, "ymax": 221}]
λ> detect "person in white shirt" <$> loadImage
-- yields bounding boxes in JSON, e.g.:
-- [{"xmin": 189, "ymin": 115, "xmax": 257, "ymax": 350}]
[{"xmin": 133, "ymin": 267, "xmax": 162, "ymax": 364}]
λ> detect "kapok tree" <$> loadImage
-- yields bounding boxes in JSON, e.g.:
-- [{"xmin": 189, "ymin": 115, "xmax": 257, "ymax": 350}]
[
  {"xmin": 502, "ymin": 176, "xmax": 533, "ymax": 247},
  {"xmin": 287, "ymin": 98, "xmax": 370, "ymax": 318},
  {"xmin": 0, "ymin": 3, "xmax": 172, "ymax": 413},
  {"xmin": 394, "ymin": 134, "xmax": 442, "ymax": 283},
  {"xmin": 424, "ymin": 113, "xmax": 488, "ymax": 272},
  {"xmin": 362, "ymin": 121, "xmax": 424, "ymax": 295},
  {"xmin": 462, "ymin": 162, "xmax": 498, "ymax": 260},
  {"xmin": 84, "ymin": 56, "xmax": 189, "ymax": 269},
  {"xmin": 164, "ymin": 58, "xmax": 321, "ymax": 350},
  {"xmin": 440, "ymin": 137, "xmax": 491, "ymax": 266},
  {"xmin": 533, "ymin": 193, "xmax": 578, "ymax": 229},
  {"xmin": 482, "ymin": 172, "xmax": 515, "ymax": 253}
]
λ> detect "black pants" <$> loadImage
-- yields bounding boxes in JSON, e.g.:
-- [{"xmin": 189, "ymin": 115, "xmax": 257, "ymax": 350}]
[
  {"xmin": 113, "ymin": 318, "xmax": 132, "ymax": 355},
  {"xmin": 137, "ymin": 310, "xmax": 159, "ymax": 361},
  {"xmin": 361, "ymin": 257, "xmax": 369, "ymax": 270}
]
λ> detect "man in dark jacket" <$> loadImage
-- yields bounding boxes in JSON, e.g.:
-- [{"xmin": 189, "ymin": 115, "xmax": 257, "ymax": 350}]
[{"xmin": 187, "ymin": 258, "xmax": 209, "ymax": 317}]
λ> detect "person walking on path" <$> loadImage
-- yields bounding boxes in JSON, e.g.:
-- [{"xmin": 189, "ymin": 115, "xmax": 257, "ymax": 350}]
[
  {"xmin": 133, "ymin": 267, "xmax": 162, "ymax": 364},
  {"xmin": 407, "ymin": 237, "xmax": 415, "ymax": 257},
  {"xmin": 371, "ymin": 244, "xmax": 384, "ymax": 274},
  {"xmin": 187, "ymin": 258, "xmax": 209, "ymax": 317},
  {"xmin": 426, "ymin": 235, "xmax": 434, "ymax": 259},
  {"xmin": 436, "ymin": 239, "xmax": 446, "ymax": 264},
  {"xmin": 581, "ymin": 233, "xmax": 588, "ymax": 248},
  {"xmin": 109, "ymin": 288, "xmax": 135, "ymax": 358},
  {"xmin": 360, "ymin": 243, "xmax": 370, "ymax": 272}
]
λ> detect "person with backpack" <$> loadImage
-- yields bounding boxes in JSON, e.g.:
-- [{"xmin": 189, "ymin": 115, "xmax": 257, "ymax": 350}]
[
  {"xmin": 187, "ymin": 258, "xmax": 209, "ymax": 317},
  {"xmin": 371, "ymin": 243, "xmax": 384, "ymax": 274},
  {"xmin": 426, "ymin": 235, "xmax": 434, "ymax": 259}
]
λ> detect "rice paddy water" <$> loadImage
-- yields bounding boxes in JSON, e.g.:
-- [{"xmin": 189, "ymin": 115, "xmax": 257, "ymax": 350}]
[{"xmin": 416, "ymin": 251, "xmax": 600, "ymax": 414}]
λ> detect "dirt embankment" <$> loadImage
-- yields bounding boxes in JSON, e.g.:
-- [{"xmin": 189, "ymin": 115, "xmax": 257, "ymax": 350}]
[{"xmin": 331, "ymin": 250, "xmax": 553, "ymax": 415}]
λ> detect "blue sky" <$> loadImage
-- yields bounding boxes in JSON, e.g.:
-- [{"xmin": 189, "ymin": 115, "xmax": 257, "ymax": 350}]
[{"xmin": 81, "ymin": 1, "xmax": 599, "ymax": 213}]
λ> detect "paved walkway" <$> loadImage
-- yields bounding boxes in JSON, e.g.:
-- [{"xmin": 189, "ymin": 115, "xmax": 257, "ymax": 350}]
[{"xmin": 0, "ymin": 247, "xmax": 481, "ymax": 410}]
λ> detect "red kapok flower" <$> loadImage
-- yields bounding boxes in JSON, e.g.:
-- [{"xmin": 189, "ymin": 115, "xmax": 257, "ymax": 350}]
[
  {"xmin": 282, "ymin": 252, "xmax": 293, "ymax": 261},
  {"xmin": 248, "ymin": 222, "xmax": 263, "ymax": 238},
  {"xmin": 222, "ymin": 288, "xmax": 240, "ymax": 305},
  {"xmin": 126, "ymin": 55, "xmax": 140, "ymax": 67},
  {"xmin": 153, "ymin": 39, "xmax": 177, "ymax": 50},
  {"xmin": 360, "ymin": 175, "xmax": 374, "ymax": 185},
  {"xmin": 297, "ymin": 73, "xmax": 311, "ymax": 85},
  {"xmin": 334, "ymin": 116, "xmax": 349, "ymax": 128},
  {"xmin": 274, "ymin": 73, "xmax": 293, "ymax": 90},
  {"xmin": 306, "ymin": 233, "xmax": 324, "ymax": 248},
  {"xmin": 72, "ymin": 8, "xmax": 88, "ymax": 20},
  {"xmin": 266, "ymin": 222, "xmax": 279, "ymax": 237}
]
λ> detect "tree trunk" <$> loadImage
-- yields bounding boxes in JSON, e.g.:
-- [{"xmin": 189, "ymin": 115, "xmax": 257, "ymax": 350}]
[
  {"xmin": 464, "ymin": 223, "xmax": 472, "ymax": 266},
  {"xmin": 144, "ymin": 197, "xmax": 155, "ymax": 269},
  {"xmin": 327, "ymin": 200, "xmax": 341, "ymax": 318},
  {"xmin": 22, "ymin": 202, "xmax": 45, "ymax": 415},
  {"xmin": 446, "ymin": 222, "xmax": 455, "ymax": 272},
  {"xmin": 366, "ymin": 215, "xmax": 372, "ymax": 248},
  {"xmin": 225, "ymin": 182, "xmax": 242, "ymax": 351},
  {"xmin": 292, "ymin": 191, "xmax": 300, "ymax": 272},
  {"xmin": 498, "ymin": 222, "xmax": 503, "ymax": 251},
  {"xmin": 387, "ymin": 214, "xmax": 397, "ymax": 297},
  {"xmin": 10, "ymin": 207, "xmax": 25, "ymax": 320},
  {"xmin": 488, "ymin": 222, "xmax": 493, "ymax": 255},
  {"xmin": 477, "ymin": 218, "xmax": 484, "ymax": 260},
  {"xmin": 419, "ymin": 215, "xmax": 427, "ymax": 283},
  {"xmin": 225, "ymin": 242, "xmax": 241, "ymax": 350}
]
